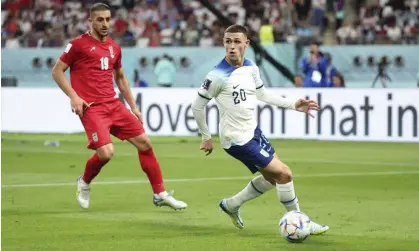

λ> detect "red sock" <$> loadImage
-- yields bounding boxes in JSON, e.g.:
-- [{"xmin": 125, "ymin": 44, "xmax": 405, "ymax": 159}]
[
  {"xmin": 138, "ymin": 148, "xmax": 165, "ymax": 194},
  {"xmin": 82, "ymin": 153, "xmax": 108, "ymax": 184}
]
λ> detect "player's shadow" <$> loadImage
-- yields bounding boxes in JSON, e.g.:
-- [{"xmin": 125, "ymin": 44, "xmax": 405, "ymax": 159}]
[{"xmin": 133, "ymin": 219, "xmax": 242, "ymax": 237}]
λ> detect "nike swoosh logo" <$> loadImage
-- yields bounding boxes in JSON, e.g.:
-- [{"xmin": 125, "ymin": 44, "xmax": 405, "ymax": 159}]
[{"xmin": 233, "ymin": 85, "xmax": 240, "ymax": 89}]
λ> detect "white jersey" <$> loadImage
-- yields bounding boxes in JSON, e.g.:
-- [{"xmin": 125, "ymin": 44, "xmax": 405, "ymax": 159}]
[{"xmin": 198, "ymin": 58, "xmax": 264, "ymax": 149}]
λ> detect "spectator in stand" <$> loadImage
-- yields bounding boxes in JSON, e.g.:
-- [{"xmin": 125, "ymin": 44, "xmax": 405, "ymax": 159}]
[
  {"xmin": 311, "ymin": 0, "xmax": 326, "ymax": 33},
  {"xmin": 148, "ymin": 27, "xmax": 161, "ymax": 47},
  {"xmin": 159, "ymin": 16, "xmax": 174, "ymax": 46},
  {"xmin": 299, "ymin": 40, "xmax": 330, "ymax": 88},
  {"xmin": 259, "ymin": 18, "xmax": 274, "ymax": 45},
  {"xmin": 332, "ymin": 72, "xmax": 345, "ymax": 88},
  {"xmin": 336, "ymin": 21, "xmax": 360, "ymax": 44},
  {"xmin": 360, "ymin": 6, "xmax": 378, "ymax": 44},
  {"xmin": 133, "ymin": 69, "xmax": 149, "ymax": 87},
  {"xmin": 294, "ymin": 74, "xmax": 304, "ymax": 87},
  {"xmin": 153, "ymin": 54, "xmax": 177, "ymax": 87},
  {"xmin": 292, "ymin": 0, "xmax": 313, "ymax": 37},
  {"xmin": 3, "ymin": 0, "xmax": 417, "ymax": 47},
  {"xmin": 384, "ymin": 15, "xmax": 402, "ymax": 44},
  {"xmin": 323, "ymin": 52, "xmax": 338, "ymax": 88},
  {"xmin": 247, "ymin": 12, "xmax": 261, "ymax": 34},
  {"xmin": 199, "ymin": 29, "xmax": 214, "ymax": 47},
  {"xmin": 334, "ymin": 0, "xmax": 345, "ymax": 31}
]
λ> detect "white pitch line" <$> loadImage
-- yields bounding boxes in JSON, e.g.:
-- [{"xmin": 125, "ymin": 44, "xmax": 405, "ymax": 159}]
[
  {"xmin": 2, "ymin": 170, "xmax": 419, "ymax": 188},
  {"xmin": 2, "ymin": 147, "xmax": 418, "ymax": 167}
]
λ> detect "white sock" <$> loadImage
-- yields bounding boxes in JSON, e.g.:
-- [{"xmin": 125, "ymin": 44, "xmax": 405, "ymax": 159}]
[
  {"xmin": 226, "ymin": 175, "xmax": 274, "ymax": 210},
  {"xmin": 276, "ymin": 181, "xmax": 300, "ymax": 211},
  {"xmin": 80, "ymin": 177, "xmax": 89, "ymax": 187},
  {"xmin": 155, "ymin": 191, "xmax": 168, "ymax": 198}
]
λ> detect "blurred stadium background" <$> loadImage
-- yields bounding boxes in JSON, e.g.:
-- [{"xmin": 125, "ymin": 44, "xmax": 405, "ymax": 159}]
[
  {"xmin": 1, "ymin": 0, "xmax": 419, "ymax": 88},
  {"xmin": 1, "ymin": 0, "xmax": 418, "ymax": 251}
]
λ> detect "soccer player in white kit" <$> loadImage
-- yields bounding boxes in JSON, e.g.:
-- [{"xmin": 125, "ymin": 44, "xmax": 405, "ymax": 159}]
[{"xmin": 191, "ymin": 24, "xmax": 329, "ymax": 235}]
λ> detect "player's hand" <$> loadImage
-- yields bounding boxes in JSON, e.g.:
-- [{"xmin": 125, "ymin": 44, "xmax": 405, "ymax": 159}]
[
  {"xmin": 131, "ymin": 107, "xmax": 143, "ymax": 123},
  {"xmin": 200, "ymin": 139, "xmax": 214, "ymax": 156},
  {"xmin": 70, "ymin": 96, "xmax": 90, "ymax": 117},
  {"xmin": 295, "ymin": 98, "xmax": 320, "ymax": 118}
]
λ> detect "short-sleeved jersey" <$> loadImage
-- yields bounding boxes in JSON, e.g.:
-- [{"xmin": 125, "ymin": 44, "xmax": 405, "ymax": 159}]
[
  {"xmin": 198, "ymin": 58, "xmax": 264, "ymax": 149},
  {"xmin": 60, "ymin": 32, "xmax": 122, "ymax": 103}
]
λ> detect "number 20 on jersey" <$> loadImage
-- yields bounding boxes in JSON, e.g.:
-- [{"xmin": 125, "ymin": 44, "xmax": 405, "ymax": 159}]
[{"xmin": 233, "ymin": 89, "xmax": 247, "ymax": 104}]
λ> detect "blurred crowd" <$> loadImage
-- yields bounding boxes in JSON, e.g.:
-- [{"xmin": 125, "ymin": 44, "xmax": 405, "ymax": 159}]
[
  {"xmin": 2, "ymin": 0, "xmax": 332, "ymax": 48},
  {"xmin": 2, "ymin": 0, "xmax": 418, "ymax": 46},
  {"xmin": 337, "ymin": 0, "xmax": 419, "ymax": 45}
]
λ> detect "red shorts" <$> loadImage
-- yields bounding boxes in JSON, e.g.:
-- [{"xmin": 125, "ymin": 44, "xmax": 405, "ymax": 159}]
[{"xmin": 80, "ymin": 99, "xmax": 145, "ymax": 150}]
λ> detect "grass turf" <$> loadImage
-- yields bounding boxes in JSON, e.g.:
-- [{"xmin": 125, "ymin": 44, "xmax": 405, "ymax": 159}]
[{"xmin": 2, "ymin": 133, "xmax": 419, "ymax": 251}]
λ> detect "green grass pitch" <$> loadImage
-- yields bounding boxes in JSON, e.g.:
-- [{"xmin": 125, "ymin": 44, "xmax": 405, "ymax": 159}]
[{"xmin": 2, "ymin": 133, "xmax": 419, "ymax": 251}]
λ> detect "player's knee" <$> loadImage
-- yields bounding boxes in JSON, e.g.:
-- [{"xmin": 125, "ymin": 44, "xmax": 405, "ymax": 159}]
[
  {"xmin": 131, "ymin": 134, "xmax": 152, "ymax": 151},
  {"xmin": 278, "ymin": 164, "xmax": 293, "ymax": 183},
  {"xmin": 141, "ymin": 137, "xmax": 152, "ymax": 150},
  {"xmin": 96, "ymin": 144, "xmax": 114, "ymax": 161},
  {"xmin": 271, "ymin": 162, "xmax": 293, "ymax": 184}
]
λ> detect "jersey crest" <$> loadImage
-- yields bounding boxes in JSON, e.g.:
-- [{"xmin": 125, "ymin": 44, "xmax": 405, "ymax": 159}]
[
  {"xmin": 202, "ymin": 79, "xmax": 212, "ymax": 90},
  {"xmin": 109, "ymin": 46, "xmax": 114, "ymax": 58}
]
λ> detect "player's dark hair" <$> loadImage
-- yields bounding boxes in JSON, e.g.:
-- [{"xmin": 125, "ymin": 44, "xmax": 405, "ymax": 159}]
[
  {"xmin": 224, "ymin": 24, "xmax": 248, "ymax": 37},
  {"xmin": 89, "ymin": 3, "xmax": 111, "ymax": 15}
]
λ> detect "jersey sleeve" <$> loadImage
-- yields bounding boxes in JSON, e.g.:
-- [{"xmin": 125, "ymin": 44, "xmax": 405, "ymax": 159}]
[
  {"xmin": 252, "ymin": 65, "xmax": 264, "ymax": 89},
  {"xmin": 114, "ymin": 47, "xmax": 122, "ymax": 69},
  {"xmin": 59, "ymin": 41, "xmax": 79, "ymax": 66},
  {"xmin": 197, "ymin": 71, "xmax": 223, "ymax": 100}
]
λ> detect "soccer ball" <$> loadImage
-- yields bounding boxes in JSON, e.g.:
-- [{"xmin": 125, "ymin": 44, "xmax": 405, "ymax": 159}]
[{"xmin": 279, "ymin": 210, "xmax": 311, "ymax": 243}]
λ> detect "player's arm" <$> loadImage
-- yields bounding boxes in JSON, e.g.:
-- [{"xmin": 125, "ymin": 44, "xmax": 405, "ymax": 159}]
[
  {"xmin": 253, "ymin": 66, "xmax": 296, "ymax": 109},
  {"xmin": 113, "ymin": 67, "xmax": 136, "ymax": 109},
  {"xmin": 254, "ymin": 66, "xmax": 320, "ymax": 117},
  {"xmin": 51, "ymin": 59, "xmax": 78, "ymax": 99},
  {"xmin": 113, "ymin": 67, "xmax": 142, "ymax": 121},
  {"xmin": 256, "ymin": 85, "xmax": 297, "ymax": 109},
  {"xmin": 256, "ymin": 85, "xmax": 320, "ymax": 117},
  {"xmin": 52, "ymin": 42, "xmax": 89, "ymax": 116},
  {"xmin": 191, "ymin": 94, "xmax": 213, "ymax": 155},
  {"xmin": 191, "ymin": 75, "xmax": 221, "ymax": 155},
  {"xmin": 191, "ymin": 94, "xmax": 212, "ymax": 141}
]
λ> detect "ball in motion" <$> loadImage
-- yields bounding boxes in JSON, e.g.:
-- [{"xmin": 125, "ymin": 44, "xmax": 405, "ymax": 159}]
[{"xmin": 279, "ymin": 210, "xmax": 311, "ymax": 243}]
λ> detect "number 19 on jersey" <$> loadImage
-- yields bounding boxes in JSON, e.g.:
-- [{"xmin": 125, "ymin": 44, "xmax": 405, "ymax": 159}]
[{"xmin": 100, "ymin": 57, "xmax": 109, "ymax": 70}]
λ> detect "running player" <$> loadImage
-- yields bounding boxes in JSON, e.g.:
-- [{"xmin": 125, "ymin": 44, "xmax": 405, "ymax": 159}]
[
  {"xmin": 51, "ymin": 3, "xmax": 187, "ymax": 210},
  {"xmin": 191, "ymin": 24, "xmax": 328, "ymax": 234}
]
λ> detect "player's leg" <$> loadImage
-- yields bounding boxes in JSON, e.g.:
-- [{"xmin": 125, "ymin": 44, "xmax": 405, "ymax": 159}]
[
  {"xmin": 110, "ymin": 102, "xmax": 187, "ymax": 210},
  {"xmin": 82, "ymin": 143, "xmax": 114, "ymax": 184},
  {"xmin": 219, "ymin": 129, "xmax": 276, "ymax": 228},
  {"xmin": 222, "ymin": 174, "xmax": 275, "ymax": 211},
  {"xmin": 258, "ymin": 155, "xmax": 300, "ymax": 211},
  {"xmin": 219, "ymin": 173, "xmax": 274, "ymax": 229},
  {"xmin": 126, "ymin": 134, "xmax": 187, "ymax": 210},
  {"xmin": 221, "ymin": 128, "xmax": 328, "ymax": 234},
  {"xmin": 77, "ymin": 105, "xmax": 114, "ymax": 209},
  {"xmin": 259, "ymin": 154, "xmax": 329, "ymax": 234}
]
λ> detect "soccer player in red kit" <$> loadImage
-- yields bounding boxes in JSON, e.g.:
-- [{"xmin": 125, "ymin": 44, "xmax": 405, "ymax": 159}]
[{"xmin": 51, "ymin": 3, "xmax": 187, "ymax": 210}]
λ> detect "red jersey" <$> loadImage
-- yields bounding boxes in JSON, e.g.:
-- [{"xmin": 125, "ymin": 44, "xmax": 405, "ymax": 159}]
[{"xmin": 60, "ymin": 32, "xmax": 122, "ymax": 103}]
